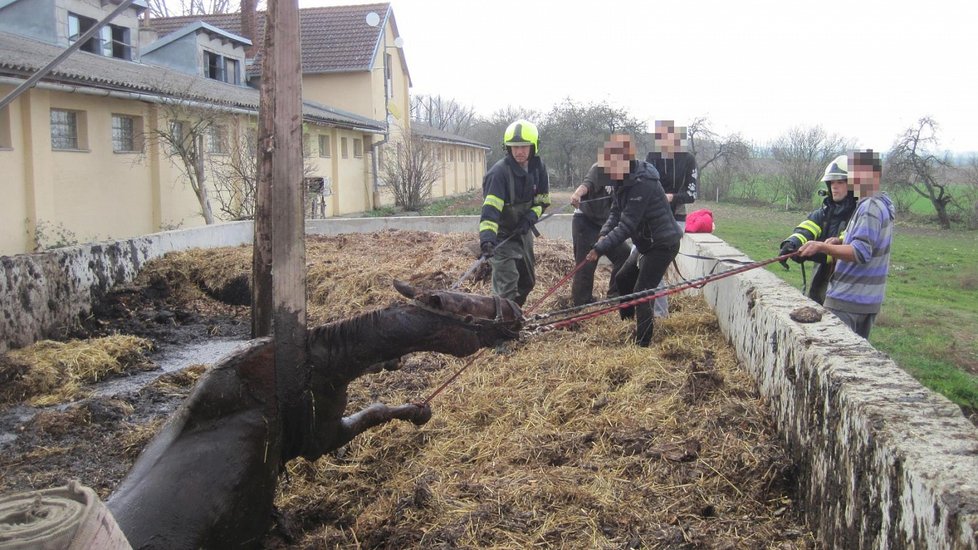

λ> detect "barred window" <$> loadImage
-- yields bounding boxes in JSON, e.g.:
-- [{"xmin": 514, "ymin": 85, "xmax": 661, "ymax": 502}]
[
  {"xmin": 318, "ymin": 134, "xmax": 331, "ymax": 158},
  {"xmin": 341, "ymin": 137, "xmax": 348, "ymax": 159},
  {"xmin": 50, "ymin": 109, "xmax": 79, "ymax": 150},
  {"xmin": 353, "ymin": 138, "xmax": 363, "ymax": 158},
  {"xmin": 207, "ymin": 125, "xmax": 227, "ymax": 154},
  {"xmin": 112, "ymin": 114, "xmax": 137, "ymax": 152},
  {"xmin": 302, "ymin": 133, "xmax": 311, "ymax": 157}
]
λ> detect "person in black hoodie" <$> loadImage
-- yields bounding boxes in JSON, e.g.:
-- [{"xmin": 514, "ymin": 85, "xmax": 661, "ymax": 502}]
[
  {"xmin": 586, "ymin": 135, "xmax": 681, "ymax": 347},
  {"xmin": 778, "ymin": 154, "xmax": 858, "ymax": 304},
  {"xmin": 643, "ymin": 120, "xmax": 698, "ymax": 318}
]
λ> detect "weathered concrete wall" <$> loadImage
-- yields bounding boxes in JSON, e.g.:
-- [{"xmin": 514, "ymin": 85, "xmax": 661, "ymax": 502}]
[
  {"xmin": 3, "ymin": 219, "xmax": 976, "ymax": 549},
  {"xmin": 676, "ymin": 232, "xmax": 978, "ymax": 549}
]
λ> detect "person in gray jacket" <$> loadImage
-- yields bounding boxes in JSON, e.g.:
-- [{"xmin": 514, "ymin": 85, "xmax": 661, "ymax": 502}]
[{"xmin": 585, "ymin": 135, "xmax": 682, "ymax": 347}]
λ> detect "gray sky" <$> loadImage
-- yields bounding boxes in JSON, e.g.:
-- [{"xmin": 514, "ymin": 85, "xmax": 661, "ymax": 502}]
[{"xmin": 304, "ymin": 0, "xmax": 978, "ymax": 152}]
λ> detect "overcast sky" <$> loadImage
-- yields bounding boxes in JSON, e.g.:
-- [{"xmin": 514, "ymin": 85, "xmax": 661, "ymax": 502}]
[{"xmin": 303, "ymin": 0, "xmax": 978, "ymax": 153}]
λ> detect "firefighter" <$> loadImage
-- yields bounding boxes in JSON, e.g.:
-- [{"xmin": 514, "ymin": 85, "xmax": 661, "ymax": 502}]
[
  {"xmin": 778, "ymin": 155, "xmax": 858, "ymax": 304},
  {"xmin": 478, "ymin": 120, "xmax": 551, "ymax": 306}
]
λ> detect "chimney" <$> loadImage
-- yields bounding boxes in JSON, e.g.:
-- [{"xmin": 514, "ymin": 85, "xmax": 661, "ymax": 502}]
[{"xmin": 240, "ymin": 0, "xmax": 257, "ymax": 58}]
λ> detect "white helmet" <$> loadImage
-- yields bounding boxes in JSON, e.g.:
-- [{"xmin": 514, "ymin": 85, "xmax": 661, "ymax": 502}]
[{"xmin": 821, "ymin": 155, "xmax": 848, "ymax": 182}]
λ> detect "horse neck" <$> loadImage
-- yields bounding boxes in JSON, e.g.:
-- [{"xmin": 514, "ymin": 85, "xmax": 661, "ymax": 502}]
[{"xmin": 307, "ymin": 304, "xmax": 434, "ymax": 383}]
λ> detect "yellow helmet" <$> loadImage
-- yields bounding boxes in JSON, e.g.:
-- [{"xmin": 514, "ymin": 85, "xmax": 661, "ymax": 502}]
[{"xmin": 503, "ymin": 120, "xmax": 539, "ymax": 155}]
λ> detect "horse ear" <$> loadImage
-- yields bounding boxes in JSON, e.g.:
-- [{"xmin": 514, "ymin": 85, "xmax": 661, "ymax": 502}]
[{"xmin": 393, "ymin": 279, "xmax": 416, "ymax": 299}]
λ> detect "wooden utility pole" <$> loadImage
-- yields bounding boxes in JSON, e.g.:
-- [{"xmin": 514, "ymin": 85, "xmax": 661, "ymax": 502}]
[{"xmin": 253, "ymin": 0, "xmax": 306, "ymax": 458}]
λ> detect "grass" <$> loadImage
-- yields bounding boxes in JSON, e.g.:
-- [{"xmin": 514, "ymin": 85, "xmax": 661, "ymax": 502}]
[{"xmin": 708, "ymin": 202, "xmax": 978, "ymax": 412}]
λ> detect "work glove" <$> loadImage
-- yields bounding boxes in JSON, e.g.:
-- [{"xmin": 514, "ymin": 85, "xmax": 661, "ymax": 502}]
[
  {"xmin": 778, "ymin": 241, "xmax": 798, "ymax": 270},
  {"xmin": 516, "ymin": 216, "xmax": 536, "ymax": 236},
  {"xmin": 480, "ymin": 240, "xmax": 495, "ymax": 258}
]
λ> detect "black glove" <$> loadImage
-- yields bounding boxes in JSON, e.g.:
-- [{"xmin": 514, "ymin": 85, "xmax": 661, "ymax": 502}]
[
  {"xmin": 779, "ymin": 241, "xmax": 798, "ymax": 270},
  {"xmin": 480, "ymin": 240, "xmax": 495, "ymax": 258},
  {"xmin": 517, "ymin": 216, "xmax": 536, "ymax": 236}
]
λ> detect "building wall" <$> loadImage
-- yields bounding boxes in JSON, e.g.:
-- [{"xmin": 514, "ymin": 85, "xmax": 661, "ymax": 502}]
[
  {"xmin": 0, "ymin": 0, "xmax": 58, "ymax": 44},
  {"xmin": 303, "ymin": 73, "xmax": 374, "ymax": 121}
]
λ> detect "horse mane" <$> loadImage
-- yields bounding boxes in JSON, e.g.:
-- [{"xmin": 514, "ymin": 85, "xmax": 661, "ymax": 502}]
[{"xmin": 306, "ymin": 302, "xmax": 412, "ymax": 361}]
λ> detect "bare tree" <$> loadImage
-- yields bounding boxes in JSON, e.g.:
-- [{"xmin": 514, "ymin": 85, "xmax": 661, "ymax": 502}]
[
  {"xmin": 150, "ymin": 103, "xmax": 218, "ymax": 224},
  {"xmin": 209, "ymin": 127, "xmax": 258, "ymax": 220},
  {"xmin": 770, "ymin": 125, "xmax": 853, "ymax": 208},
  {"xmin": 146, "ymin": 0, "xmax": 239, "ymax": 18},
  {"xmin": 959, "ymin": 155, "xmax": 978, "ymax": 229},
  {"xmin": 885, "ymin": 117, "xmax": 954, "ymax": 229},
  {"xmin": 410, "ymin": 94, "xmax": 478, "ymax": 137},
  {"xmin": 539, "ymin": 98, "xmax": 645, "ymax": 188},
  {"xmin": 687, "ymin": 117, "xmax": 754, "ymax": 201},
  {"xmin": 381, "ymin": 125, "xmax": 441, "ymax": 211}
]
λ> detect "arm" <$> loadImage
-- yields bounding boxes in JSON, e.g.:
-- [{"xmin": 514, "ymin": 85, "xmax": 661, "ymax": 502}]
[
  {"xmin": 798, "ymin": 239, "xmax": 857, "ymax": 262},
  {"xmin": 570, "ymin": 184, "xmax": 588, "ymax": 208},
  {"xmin": 672, "ymin": 154, "xmax": 698, "ymax": 206},
  {"xmin": 596, "ymin": 181, "xmax": 649, "ymax": 255},
  {"xmin": 529, "ymin": 159, "xmax": 551, "ymax": 221},
  {"xmin": 479, "ymin": 170, "xmax": 506, "ymax": 244}
]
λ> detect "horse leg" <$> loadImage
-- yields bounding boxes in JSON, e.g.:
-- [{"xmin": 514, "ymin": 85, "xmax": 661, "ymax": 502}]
[{"xmin": 335, "ymin": 402, "xmax": 432, "ymax": 448}]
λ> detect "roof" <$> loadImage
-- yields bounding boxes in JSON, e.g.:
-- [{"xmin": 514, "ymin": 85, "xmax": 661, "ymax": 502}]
[
  {"xmin": 413, "ymin": 122, "xmax": 490, "ymax": 150},
  {"xmin": 146, "ymin": 3, "xmax": 411, "ymax": 83},
  {"xmin": 142, "ymin": 21, "xmax": 252, "ymax": 56},
  {"xmin": 0, "ymin": 30, "xmax": 385, "ymax": 133}
]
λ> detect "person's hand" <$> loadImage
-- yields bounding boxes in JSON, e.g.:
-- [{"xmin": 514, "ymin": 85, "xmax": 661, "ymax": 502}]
[
  {"xmin": 480, "ymin": 240, "xmax": 495, "ymax": 258},
  {"xmin": 825, "ymin": 236, "xmax": 842, "ymax": 245},
  {"xmin": 797, "ymin": 240, "xmax": 822, "ymax": 258},
  {"xmin": 585, "ymin": 249, "xmax": 599, "ymax": 262},
  {"xmin": 779, "ymin": 241, "xmax": 798, "ymax": 269},
  {"xmin": 517, "ymin": 216, "xmax": 535, "ymax": 235},
  {"xmin": 665, "ymin": 193, "xmax": 674, "ymax": 203},
  {"xmin": 570, "ymin": 193, "xmax": 582, "ymax": 208}
]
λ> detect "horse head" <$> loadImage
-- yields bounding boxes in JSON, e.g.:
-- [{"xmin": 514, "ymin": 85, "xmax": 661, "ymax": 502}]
[{"xmin": 393, "ymin": 280, "xmax": 523, "ymax": 355}]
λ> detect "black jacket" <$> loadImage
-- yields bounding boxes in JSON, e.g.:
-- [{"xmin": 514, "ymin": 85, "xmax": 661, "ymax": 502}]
[
  {"xmin": 596, "ymin": 160, "xmax": 681, "ymax": 255},
  {"xmin": 645, "ymin": 151, "xmax": 697, "ymax": 221},
  {"xmin": 479, "ymin": 155, "xmax": 550, "ymax": 243},
  {"xmin": 782, "ymin": 192, "xmax": 858, "ymax": 303}
]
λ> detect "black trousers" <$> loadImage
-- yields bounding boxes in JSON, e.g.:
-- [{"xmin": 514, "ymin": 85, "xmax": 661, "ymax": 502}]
[
  {"xmin": 615, "ymin": 242, "xmax": 680, "ymax": 346},
  {"xmin": 571, "ymin": 214, "xmax": 631, "ymax": 306}
]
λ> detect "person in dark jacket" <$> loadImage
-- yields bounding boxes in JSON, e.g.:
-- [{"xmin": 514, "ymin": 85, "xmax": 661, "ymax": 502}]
[
  {"xmin": 586, "ymin": 135, "xmax": 681, "ymax": 347},
  {"xmin": 779, "ymin": 154, "xmax": 858, "ymax": 304},
  {"xmin": 644, "ymin": 120, "xmax": 697, "ymax": 318},
  {"xmin": 568, "ymin": 161, "xmax": 631, "ymax": 306},
  {"xmin": 479, "ymin": 120, "xmax": 551, "ymax": 306}
]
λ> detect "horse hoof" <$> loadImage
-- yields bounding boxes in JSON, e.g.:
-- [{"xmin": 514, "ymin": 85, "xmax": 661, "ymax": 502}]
[{"xmin": 411, "ymin": 403, "xmax": 432, "ymax": 425}]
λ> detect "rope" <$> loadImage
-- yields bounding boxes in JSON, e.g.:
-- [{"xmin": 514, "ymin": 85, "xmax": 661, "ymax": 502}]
[{"xmin": 523, "ymin": 258, "xmax": 589, "ymax": 316}]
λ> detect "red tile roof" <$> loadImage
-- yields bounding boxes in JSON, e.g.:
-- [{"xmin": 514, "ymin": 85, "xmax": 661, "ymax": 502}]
[{"xmin": 146, "ymin": 3, "xmax": 409, "ymax": 81}]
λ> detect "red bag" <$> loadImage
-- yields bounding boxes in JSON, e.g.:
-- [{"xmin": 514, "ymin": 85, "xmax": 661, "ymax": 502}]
[{"xmin": 684, "ymin": 209, "xmax": 714, "ymax": 233}]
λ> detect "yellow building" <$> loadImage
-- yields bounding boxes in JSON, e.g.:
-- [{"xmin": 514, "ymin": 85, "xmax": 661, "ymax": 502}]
[{"xmin": 0, "ymin": 0, "xmax": 487, "ymax": 256}]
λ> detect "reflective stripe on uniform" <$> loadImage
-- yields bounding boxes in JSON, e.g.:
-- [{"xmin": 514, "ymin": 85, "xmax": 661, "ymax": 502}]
[
  {"xmin": 484, "ymin": 194, "xmax": 504, "ymax": 211},
  {"xmin": 531, "ymin": 205, "xmax": 543, "ymax": 218},
  {"xmin": 534, "ymin": 193, "xmax": 551, "ymax": 206},
  {"xmin": 799, "ymin": 219, "xmax": 821, "ymax": 238},
  {"xmin": 790, "ymin": 232, "xmax": 809, "ymax": 245},
  {"xmin": 480, "ymin": 220, "xmax": 499, "ymax": 233}
]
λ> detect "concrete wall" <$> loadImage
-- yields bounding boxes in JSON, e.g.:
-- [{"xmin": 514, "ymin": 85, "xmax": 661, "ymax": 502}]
[
  {"xmin": 676, "ymin": 232, "xmax": 978, "ymax": 549},
  {"xmin": 1, "ymin": 218, "xmax": 976, "ymax": 549}
]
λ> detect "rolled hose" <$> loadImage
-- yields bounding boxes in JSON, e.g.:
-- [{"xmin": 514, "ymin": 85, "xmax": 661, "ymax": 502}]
[{"xmin": 0, "ymin": 480, "xmax": 131, "ymax": 550}]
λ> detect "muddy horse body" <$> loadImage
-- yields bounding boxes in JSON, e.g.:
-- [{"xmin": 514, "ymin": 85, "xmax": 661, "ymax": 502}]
[{"xmin": 107, "ymin": 282, "xmax": 521, "ymax": 549}]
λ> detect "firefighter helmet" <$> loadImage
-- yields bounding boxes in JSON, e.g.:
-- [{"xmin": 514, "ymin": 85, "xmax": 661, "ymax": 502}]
[
  {"xmin": 503, "ymin": 120, "xmax": 539, "ymax": 155},
  {"xmin": 822, "ymin": 155, "xmax": 848, "ymax": 182}
]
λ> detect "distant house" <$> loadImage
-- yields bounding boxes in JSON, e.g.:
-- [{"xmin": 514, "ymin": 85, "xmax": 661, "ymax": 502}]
[
  {"xmin": 148, "ymin": 2, "xmax": 488, "ymax": 207},
  {"xmin": 0, "ymin": 0, "xmax": 486, "ymax": 256}
]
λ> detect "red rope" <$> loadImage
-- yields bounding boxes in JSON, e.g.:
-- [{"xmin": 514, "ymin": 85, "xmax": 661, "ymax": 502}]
[{"xmin": 524, "ymin": 258, "xmax": 590, "ymax": 316}]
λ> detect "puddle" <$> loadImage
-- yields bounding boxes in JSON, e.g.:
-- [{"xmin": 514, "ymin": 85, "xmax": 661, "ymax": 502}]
[{"xmin": 0, "ymin": 338, "xmax": 250, "ymax": 451}]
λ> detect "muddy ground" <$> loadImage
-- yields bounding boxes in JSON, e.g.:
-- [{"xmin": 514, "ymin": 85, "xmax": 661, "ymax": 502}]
[{"xmin": 0, "ymin": 231, "xmax": 815, "ymax": 548}]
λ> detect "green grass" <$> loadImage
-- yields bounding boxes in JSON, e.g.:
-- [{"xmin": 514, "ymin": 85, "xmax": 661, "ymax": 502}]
[{"xmin": 709, "ymin": 202, "xmax": 978, "ymax": 412}]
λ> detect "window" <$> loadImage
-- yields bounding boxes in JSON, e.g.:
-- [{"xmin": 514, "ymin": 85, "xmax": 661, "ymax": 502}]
[
  {"xmin": 318, "ymin": 134, "xmax": 330, "ymax": 158},
  {"xmin": 302, "ymin": 133, "xmax": 311, "ymax": 157},
  {"xmin": 204, "ymin": 51, "xmax": 241, "ymax": 84},
  {"xmin": 385, "ymin": 53, "xmax": 394, "ymax": 100},
  {"xmin": 449, "ymin": 149, "xmax": 454, "ymax": 162},
  {"xmin": 376, "ymin": 144, "xmax": 384, "ymax": 164},
  {"xmin": 68, "ymin": 13, "xmax": 131, "ymax": 60},
  {"xmin": 112, "ymin": 114, "xmax": 141, "ymax": 152},
  {"xmin": 224, "ymin": 58, "xmax": 240, "ymax": 85},
  {"xmin": 206, "ymin": 125, "xmax": 227, "ymax": 154},
  {"xmin": 353, "ymin": 138, "xmax": 363, "ymax": 158},
  {"xmin": 341, "ymin": 137, "xmax": 348, "ymax": 159},
  {"xmin": 51, "ymin": 109, "xmax": 80, "ymax": 150},
  {"xmin": 0, "ymin": 106, "xmax": 11, "ymax": 149},
  {"xmin": 435, "ymin": 148, "xmax": 441, "ymax": 162}
]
